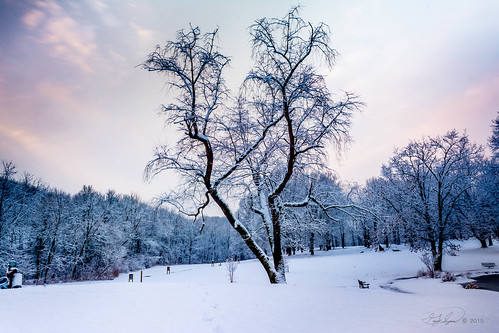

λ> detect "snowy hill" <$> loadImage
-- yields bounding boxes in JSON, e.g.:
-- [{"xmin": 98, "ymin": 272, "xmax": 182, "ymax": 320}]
[{"xmin": 1, "ymin": 241, "xmax": 498, "ymax": 333}]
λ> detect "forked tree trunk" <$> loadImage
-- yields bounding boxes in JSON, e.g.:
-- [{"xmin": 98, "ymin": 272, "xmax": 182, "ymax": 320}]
[{"xmin": 210, "ymin": 190, "xmax": 281, "ymax": 283}]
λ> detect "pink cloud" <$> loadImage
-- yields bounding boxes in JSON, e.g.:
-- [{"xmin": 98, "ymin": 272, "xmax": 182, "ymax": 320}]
[
  {"xmin": 34, "ymin": 0, "xmax": 61, "ymax": 12},
  {"xmin": 22, "ymin": 9, "xmax": 45, "ymax": 29},
  {"xmin": 41, "ymin": 16, "xmax": 97, "ymax": 73},
  {"xmin": 23, "ymin": 0, "xmax": 98, "ymax": 73},
  {"xmin": 0, "ymin": 123, "xmax": 43, "ymax": 153}
]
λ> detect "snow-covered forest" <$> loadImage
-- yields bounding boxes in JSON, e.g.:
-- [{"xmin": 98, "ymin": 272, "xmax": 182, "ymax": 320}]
[
  {"xmin": 0, "ymin": 7, "xmax": 497, "ymax": 287},
  {"xmin": 1, "ymin": 113, "xmax": 497, "ymax": 284},
  {"xmin": 0, "ymin": 168, "xmax": 248, "ymax": 283}
]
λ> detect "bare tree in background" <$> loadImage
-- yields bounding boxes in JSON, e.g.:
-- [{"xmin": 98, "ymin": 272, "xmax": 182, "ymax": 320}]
[
  {"xmin": 141, "ymin": 7, "xmax": 360, "ymax": 283},
  {"xmin": 226, "ymin": 257, "xmax": 237, "ymax": 283},
  {"xmin": 381, "ymin": 130, "xmax": 483, "ymax": 272}
]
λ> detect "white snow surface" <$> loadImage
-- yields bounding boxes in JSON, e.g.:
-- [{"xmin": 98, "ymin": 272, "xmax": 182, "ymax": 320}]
[{"xmin": 1, "ymin": 240, "xmax": 498, "ymax": 333}]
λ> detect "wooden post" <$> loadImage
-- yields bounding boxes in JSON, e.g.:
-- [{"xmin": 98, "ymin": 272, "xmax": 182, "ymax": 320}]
[{"xmin": 140, "ymin": 270, "xmax": 143, "ymax": 283}]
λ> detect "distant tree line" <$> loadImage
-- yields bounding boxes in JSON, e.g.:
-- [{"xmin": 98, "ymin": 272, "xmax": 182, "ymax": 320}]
[
  {"xmin": 0, "ymin": 165, "xmax": 252, "ymax": 284},
  {"xmin": 0, "ymin": 114, "xmax": 496, "ymax": 283}
]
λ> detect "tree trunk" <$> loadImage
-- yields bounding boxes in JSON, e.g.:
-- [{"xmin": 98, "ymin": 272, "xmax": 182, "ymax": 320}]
[
  {"xmin": 43, "ymin": 236, "xmax": 57, "ymax": 284},
  {"xmin": 210, "ymin": 190, "xmax": 281, "ymax": 283},
  {"xmin": 34, "ymin": 237, "xmax": 43, "ymax": 280},
  {"xmin": 309, "ymin": 232, "xmax": 314, "ymax": 255},
  {"xmin": 488, "ymin": 236, "xmax": 493, "ymax": 247},
  {"xmin": 478, "ymin": 237, "xmax": 488, "ymax": 248},
  {"xmin": 394, "ymin": 226, "xmax": 401, "ymax": 245},
  {"xmin": 271, "ymin": 215, "xmax": 286, "ymax": 283},
  {"xmin": 430, "ymin": 239, "xmax": 438, "ymax": 272},
  {"xmin": 434, "ymin": 236, "xmax": 444, "ymax": 272},
  {"xmin": 363, "ymin": 228, "xmax": 370, "ymax": 248}
]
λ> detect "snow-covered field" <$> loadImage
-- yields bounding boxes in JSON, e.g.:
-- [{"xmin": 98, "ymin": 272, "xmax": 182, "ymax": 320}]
[{"xmin": 1, "ymin": 241, "xmax": 498, "ymax": 333}]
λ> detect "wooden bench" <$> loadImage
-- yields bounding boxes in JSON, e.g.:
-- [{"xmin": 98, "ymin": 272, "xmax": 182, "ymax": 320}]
[
  {"xmin": 481, "ymin": 262, "xmax": 496, "ymax": 269},
  {"xmin": 358, "ymin": 280, "xmax": 370, "ymax": 289}
]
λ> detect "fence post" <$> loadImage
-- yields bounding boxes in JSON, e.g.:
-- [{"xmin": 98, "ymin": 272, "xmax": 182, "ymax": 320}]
[{"xmin": 140, "ymin": 270, "xmax": 143, "ymax": 283}]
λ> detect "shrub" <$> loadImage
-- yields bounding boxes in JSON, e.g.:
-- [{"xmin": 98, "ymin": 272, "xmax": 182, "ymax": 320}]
[
  {"xmin": 441, "ymin": 271, "xmax": 456, "ymax": 282},
  {"xmin": 417, "ymin": 268, "xmax": 429, "ymax": 278},
  {"xmin": 418, "ymin": 252, "xmax": 442, "ymax": 278},
  {"xmin": 465, "ymin": 282, "xmax": 478, "ymax": 289}
]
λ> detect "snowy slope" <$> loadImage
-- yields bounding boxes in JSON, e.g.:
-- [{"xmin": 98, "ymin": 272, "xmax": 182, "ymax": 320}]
[{"xmin": 0, "ymin": 241, "xmax": 498, "ymax": 333}]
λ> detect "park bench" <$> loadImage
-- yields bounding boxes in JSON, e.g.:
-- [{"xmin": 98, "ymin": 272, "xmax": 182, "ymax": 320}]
[
  {"xmin": 358, "ymin": 280, "xmax": 370, "ymax": 289},
  {"xmin": 481, "ymin": 262, "xmax": 496, "ymax": 269}
]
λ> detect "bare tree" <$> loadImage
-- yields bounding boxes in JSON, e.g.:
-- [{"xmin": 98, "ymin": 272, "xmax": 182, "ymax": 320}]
[
  {"xmin": 489, "ymin": 112, "xmax": 499, "ymax": 160},
  {"xmin": 488, "ymin": 113, "xmax": 499, "ymax": 238},
  {"xmin": 141, "ymin": 8, "xmax": 360, "ymax": 283},
  {"xmin": 70, "ymin": 185, "xmax": 104, "ymax": 280},
  {"xmin": 0, "ymin": 161, "xmax": 17, "ymax": 244},
  {"xmin": 35, "ymin": 189, "xmax": 70, "ymax": 283},
  {"xmin": 226, "ymin": 257, "xmax": 237, "ymax": 283},
  {"xmin": 381, "ymin": 130, "xmax": 483, "ymax": 271}
]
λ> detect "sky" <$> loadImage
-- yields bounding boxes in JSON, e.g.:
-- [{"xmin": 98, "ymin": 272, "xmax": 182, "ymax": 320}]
[{"xmin": 1, "ymin": 0, "xmax": 498, "ymax": 207}]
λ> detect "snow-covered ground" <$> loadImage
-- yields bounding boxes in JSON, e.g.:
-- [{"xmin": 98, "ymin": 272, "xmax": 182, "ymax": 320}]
[{"xmin": 1, "ymin": 240, "xmax": 498, "ymax": 333}]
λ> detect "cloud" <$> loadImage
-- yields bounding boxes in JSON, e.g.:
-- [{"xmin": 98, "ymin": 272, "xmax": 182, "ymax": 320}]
[
  {"xmin": 21, "ymin": 9, "xmax": 45, "ymax": 28},
  {"xmin": 88, "ymin": 0, "xmax": 119, "ymax": 27},
  {"xmin": 0, "ymin": 123, "xmax": 44, "ymax": 153},
  {"xmin": 131, "ymin": 22, "xmax": 154, "ymax": 42},
  {"xmin": 21, "ymin": 0, "xmax": 98, "ymax": 73},
  {"xmin": 42, "ymin": 16, "xmax": 97, "ymax": 73},
  {"xmin": 35, "ymin": 0, "xmax": 61, "ymax": 11},
  {"xmin": 89, "ymin": 0, "xmax": 107, "ymax": 13},
  {"xmin": 37, "ymin": 80, "xmax": 77, "ymax": 106}
]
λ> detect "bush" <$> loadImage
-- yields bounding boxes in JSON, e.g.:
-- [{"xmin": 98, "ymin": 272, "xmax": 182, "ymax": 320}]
[
  {"xmin": 418, "ymin": 252, "xmax": 442, "ymax": 279},
  {"xmin": 417, "ymin": 268, "xmax": 441, "ymax": 279},
  {"xmin": 441, "ymin": 271, "xmax": 456, "ymax": 282},
  {"xmin": 417, "ymin": 268, "xmax": 429, "ymax": 278},
  {"xmin": 465, "ymin": 282, "xmax": 478, "ymax": 289}
]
